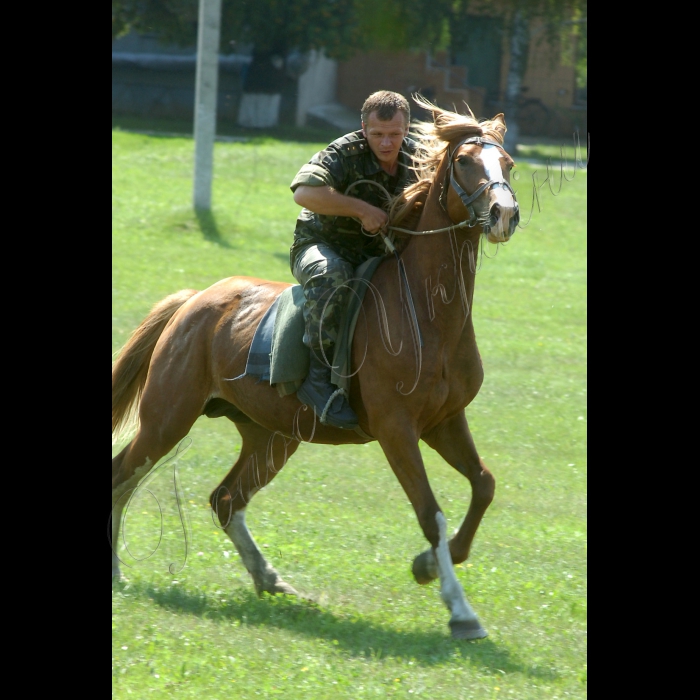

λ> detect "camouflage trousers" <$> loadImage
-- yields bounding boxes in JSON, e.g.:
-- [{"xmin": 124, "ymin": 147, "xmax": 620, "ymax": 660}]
[{"xmin": 291, "ymin": 242, "xmax": 354, "ymax": 355}]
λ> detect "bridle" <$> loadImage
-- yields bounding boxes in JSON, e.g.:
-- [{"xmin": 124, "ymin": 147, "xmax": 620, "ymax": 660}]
[
  {"xmin": 438, "ymin": 136, "xmax": 519, "ymax": 235},
  {"xmin": 379, "ymin": 136, "xmax": 519, "ymax": 237},
  {"xmin": 347, "ymin": 136, "xmax": 519, "ymax": 238}
]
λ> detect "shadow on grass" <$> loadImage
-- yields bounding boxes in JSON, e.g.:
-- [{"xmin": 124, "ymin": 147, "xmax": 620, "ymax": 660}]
[
  {"xmin": 195, "ymin": 208, "xmax": 232, "ymax": 248},
  {"xmin": 121, "ymin": 580, "xmax": 558, "ymax": 679},
  {"xmin": 272, "ymin": 251, "xmax": 291, "ymax": 265}
]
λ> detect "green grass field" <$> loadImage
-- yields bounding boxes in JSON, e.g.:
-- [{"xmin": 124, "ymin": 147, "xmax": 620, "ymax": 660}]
[{"xmin": 112, "ymin": 129, "xmax": 587, "ymax": 699}]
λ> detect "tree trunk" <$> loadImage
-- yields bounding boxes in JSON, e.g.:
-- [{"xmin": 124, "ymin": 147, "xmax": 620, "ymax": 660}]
[{"xmin": 503, "ymin": 10, "xmax": 529, "ymax": 155}]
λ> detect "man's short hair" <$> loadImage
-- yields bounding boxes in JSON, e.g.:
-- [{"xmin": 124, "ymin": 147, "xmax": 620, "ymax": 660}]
[{"xmin": 361, "ymin": 91, "xmax": 410, "ymax": 126}]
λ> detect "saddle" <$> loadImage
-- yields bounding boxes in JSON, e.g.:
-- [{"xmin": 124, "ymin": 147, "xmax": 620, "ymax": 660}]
[{"xmin": 241, "ymin": 255, "xmax": 384, "ymax": 400}]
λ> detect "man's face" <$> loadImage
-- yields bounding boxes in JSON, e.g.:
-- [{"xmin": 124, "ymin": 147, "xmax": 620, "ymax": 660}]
[{"xmin": 362, "ymin": 111, "xmax": 409, "ymax": 169}]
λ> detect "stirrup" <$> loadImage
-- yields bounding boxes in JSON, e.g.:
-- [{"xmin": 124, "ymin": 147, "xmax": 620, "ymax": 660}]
[{"xmin": 320, "ymin": 387, "xmax": 349, "ymax": 425}]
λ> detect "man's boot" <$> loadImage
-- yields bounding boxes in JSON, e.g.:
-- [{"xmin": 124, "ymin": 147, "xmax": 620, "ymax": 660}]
[{"xmin": 297, "ymin": 351, "xmax": 359, "ymax": 430}]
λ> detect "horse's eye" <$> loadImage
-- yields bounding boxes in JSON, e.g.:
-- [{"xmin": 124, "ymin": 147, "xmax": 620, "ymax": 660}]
[{"xmin": 456, "ymin": 156, "xmax": 469, "ymax": 165}]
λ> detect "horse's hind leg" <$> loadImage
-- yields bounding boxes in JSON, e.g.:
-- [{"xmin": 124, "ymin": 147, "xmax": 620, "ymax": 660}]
[
  {"xmin": 111, "ymin": 439, "xmax": 156, "ymax": 580},
  {"xmin": 111, "ymin": 392, "xmax": 205, "ymax": 580},
  {"xmin": 415, "ymin": 412, "xmax": 495, "ymax": 583},
  {"xmin": 210, "ymin": 421, "xmax": 299, "ymax": 597}
]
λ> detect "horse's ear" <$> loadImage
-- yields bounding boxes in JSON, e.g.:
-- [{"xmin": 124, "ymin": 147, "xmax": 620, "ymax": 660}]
[{"xmin": 491, "ymin": 113, "xmax": 507, "ymax": 136}]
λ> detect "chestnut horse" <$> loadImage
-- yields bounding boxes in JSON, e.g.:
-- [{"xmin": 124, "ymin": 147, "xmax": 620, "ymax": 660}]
[{"xmin": 111, "ymin": 104, "xmax": 519, "ymax": 640}]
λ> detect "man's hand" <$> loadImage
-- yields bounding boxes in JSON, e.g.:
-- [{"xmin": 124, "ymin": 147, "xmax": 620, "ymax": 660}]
[
  {"xmin": 357, "ymin": 203, "xmax": 388, "ymax": 233},
  {"xmin": 294, "ymin": 185, "xmax": 388, "ymax": 233}
]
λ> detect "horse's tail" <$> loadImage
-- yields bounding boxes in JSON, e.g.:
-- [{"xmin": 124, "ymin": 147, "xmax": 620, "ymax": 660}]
[{"xmin": 112, "ymin": 289, "xmax": 199, "ymax": 443}]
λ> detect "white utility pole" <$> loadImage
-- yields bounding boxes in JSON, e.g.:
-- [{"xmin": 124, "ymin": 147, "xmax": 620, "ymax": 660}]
[{"xmin": 193, "ymin": 0, "xmax": 222, "ymax": 211}]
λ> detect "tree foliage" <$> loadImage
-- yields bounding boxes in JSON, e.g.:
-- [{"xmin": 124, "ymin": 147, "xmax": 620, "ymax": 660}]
[
  {"xmin": 111, "ymin": 1, "xmax": 456, "ymax": 56},
  {"xmin": 352, "ymin": 0, "xmax": 450, "ymax": 52},
  {"xmin": 112, "ymin": 1, "xmax": 585, "ymax": 58},
  {"xmin": 112, "ymin": 0, "xmax": 361, "ymax": 59}
]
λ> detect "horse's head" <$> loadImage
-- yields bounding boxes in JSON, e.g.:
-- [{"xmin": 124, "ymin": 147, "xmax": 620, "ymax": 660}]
[{"xmin": 443, "ymin": 114, "xmax": 519, "ymax": 243}]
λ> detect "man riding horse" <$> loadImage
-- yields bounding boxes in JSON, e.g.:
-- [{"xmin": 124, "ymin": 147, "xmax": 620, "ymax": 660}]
[{"xmin": 290, "ymin": 91, "xmax": 418, "ymax": 430}]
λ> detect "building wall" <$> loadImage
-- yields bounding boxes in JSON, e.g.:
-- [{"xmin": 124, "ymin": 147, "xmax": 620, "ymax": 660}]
[
  {"xmin": 336, "ymin": 50, "xmax": 485, "ymax": 123},
  {"xmin": 112, "ymin": 32, "xmax": 249, "ymax": 123},
  {"xmin": 336, "ymin": 14, "xmax": 586, "ymax": 138},
  {"xmin": 112, "ymin": 59, "xmax": 246, "ymax": 121},
  {"xmin": 494, "ymin": 21, "xmax": 587, "ymax": 137},
  {"xmin": 296, "ymin": 50, "xmax": 337, "ymax": 127}
]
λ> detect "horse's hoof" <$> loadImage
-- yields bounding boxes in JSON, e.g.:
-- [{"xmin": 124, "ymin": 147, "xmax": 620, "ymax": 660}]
[
  {"xmin": 256, "ymin": 578, "xmax": 299, "ymax": 597},
  {"xmin": 449, "ymin": 618, "xmax": 487, "ymax": 640},
  {"xmin": 270, "ymin": 580, "xmax": 299, "ymax": 597},
  {"xmin": 412, "ymin": 550, "xmax": 438, "ymax": 585}
]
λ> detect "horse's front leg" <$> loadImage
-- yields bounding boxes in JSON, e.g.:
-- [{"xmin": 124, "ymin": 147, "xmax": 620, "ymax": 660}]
[
  {"xmin": 376, "ymin": 422, "xmax": 487, "ymax": 640},
  {"xmin": 415, "ymin": 411, "xmax": 495, "ymax": 583}
]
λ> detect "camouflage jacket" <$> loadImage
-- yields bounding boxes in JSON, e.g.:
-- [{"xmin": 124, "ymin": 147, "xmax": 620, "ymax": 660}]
[{"xmin": 289, "ymin": 130, "xmax": 418, "ymax": 268}]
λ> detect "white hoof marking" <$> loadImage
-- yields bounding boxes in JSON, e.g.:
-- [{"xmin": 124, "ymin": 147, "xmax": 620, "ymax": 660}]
[
  {"xmin": 435, "ymin": 511, "xmax": 477, "ymax": 623},
  {"xmin": 225, "ymin": 510, "xmax": 265, "ymax": 574}
]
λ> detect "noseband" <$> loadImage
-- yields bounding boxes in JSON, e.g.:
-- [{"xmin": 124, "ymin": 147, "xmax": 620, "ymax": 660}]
[{"xmin": 439, "ymin": 136, "xmax": 519, "ymax": 234}]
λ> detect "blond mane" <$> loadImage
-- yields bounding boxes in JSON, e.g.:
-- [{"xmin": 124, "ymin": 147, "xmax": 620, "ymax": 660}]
[{"xmin": 389, "ymin": 96, "xmax": 507, "ymax": 227}]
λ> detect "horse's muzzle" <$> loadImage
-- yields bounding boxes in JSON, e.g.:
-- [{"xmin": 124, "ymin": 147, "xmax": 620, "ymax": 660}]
[{"xmin": 486, "ymin": 187, "xmax": 519, "ymax": 242}]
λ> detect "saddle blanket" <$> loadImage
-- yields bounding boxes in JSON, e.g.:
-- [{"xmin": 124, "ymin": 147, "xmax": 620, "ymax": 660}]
[{"xmin": 241, "ymin": 256, "xmax": 384, "ymax": 398}]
